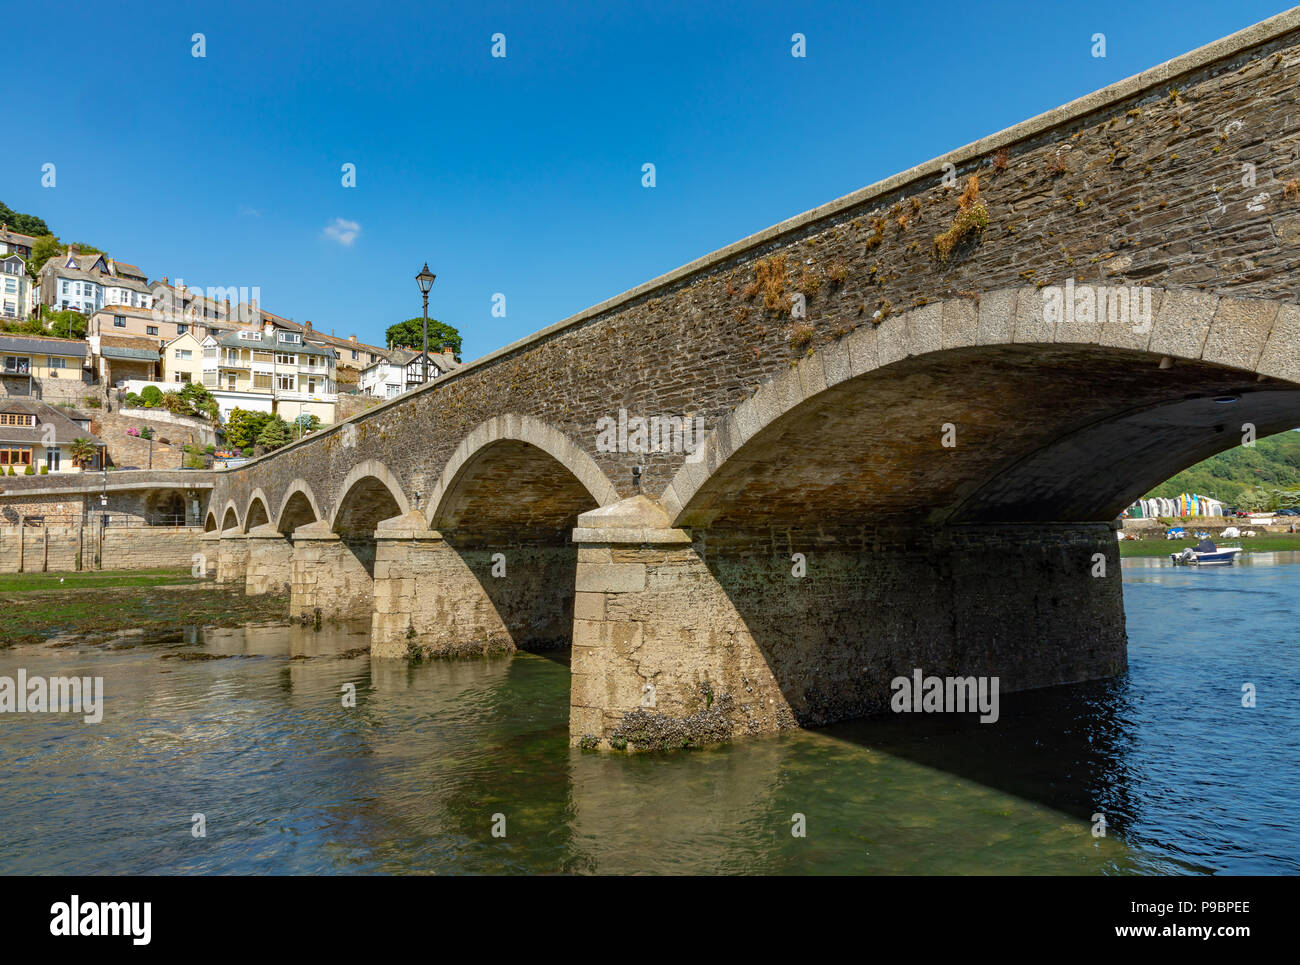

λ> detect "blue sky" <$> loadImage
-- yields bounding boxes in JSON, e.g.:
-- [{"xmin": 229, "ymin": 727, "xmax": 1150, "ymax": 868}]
[{"xmin": 2, "ymin": 0, "xmax": 1290, "ymax": 358}]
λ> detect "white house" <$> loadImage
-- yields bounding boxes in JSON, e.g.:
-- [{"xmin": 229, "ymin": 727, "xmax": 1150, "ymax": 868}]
[
  {"xmin": 39, "ymin": 246, "xmax": 153, "ymax": 315},
  {"xmin": 359, "ymin": 346, "xmax": 459, "ymax": 399}
]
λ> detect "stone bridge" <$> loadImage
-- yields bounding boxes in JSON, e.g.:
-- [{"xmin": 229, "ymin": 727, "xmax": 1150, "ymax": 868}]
[{"xmin": 209, "ymin": 10, "xmax": 1300, "ymax": 747}]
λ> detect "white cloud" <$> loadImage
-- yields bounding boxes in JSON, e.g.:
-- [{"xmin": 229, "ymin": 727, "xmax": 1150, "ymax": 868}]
[{"xmin": 324, "ymin": 217, "xmax": 361, "ymax": 245}]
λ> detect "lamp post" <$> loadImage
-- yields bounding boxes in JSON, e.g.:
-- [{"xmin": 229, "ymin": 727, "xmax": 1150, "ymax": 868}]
[{"xmin": 415, "ymin": 263, "xmax": 436, "ymax": 385}]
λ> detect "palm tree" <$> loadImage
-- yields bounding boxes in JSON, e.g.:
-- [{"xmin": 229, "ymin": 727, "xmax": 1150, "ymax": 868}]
[{"xmin": 69, "ymin": 437, "xmax": 98, "ymax": 469}]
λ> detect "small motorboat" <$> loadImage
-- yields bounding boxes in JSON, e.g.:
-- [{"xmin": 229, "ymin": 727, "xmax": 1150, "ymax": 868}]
[{"xmin": 1170, "ymin": 539, "xmax": 1244, "ymax": 566}]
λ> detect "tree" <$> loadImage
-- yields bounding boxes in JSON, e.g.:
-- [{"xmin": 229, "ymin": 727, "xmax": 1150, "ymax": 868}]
[
  {"xmin": 69, "ymin": 438, "xmax": 97, "ymax": 469},
  {"xmin": 161, "ymin": 391, "xmax": 188, "ymax": 414},
  {"xmin": 294, "ymin": 413, "xmax": 321, "ymax": 433},
  {"xmin": 384, "ymin": 317, "xmax": 462, "ymax": 359},
  {"xmin": 224, "ymin": 408, "xmax": 273, "ymax": 450},
  {"xmin": 0, "ymin": 201, "xmax": 50, "ymax": 237},
  {"xmin": 41, "ymin": 308, "xmax": 87, "ymax": 339},
  {"xmin": 27, "ymin": 235, "xmax": 63, "ymax": 276},
  {"xmin": 256, "ymin": 416, "xmax": 294, "ymax": 451}
]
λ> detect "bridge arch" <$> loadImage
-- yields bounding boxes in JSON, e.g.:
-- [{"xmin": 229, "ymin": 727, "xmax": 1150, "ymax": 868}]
[
  {"xmin": 204, "ymin": 509, "xmax": 219, "ymax": 532},
  {"xmin": 428, "ymin": 414, "xmax": 619, "ymax": 536},
  {"xmin": 243, "ymin": 489, "xmax": 271, "ymax": 532},
  {"xmin": 662, "ymin": 287, "xmax": 1300, "ymax": 528},
  {"xmin": 219, "ymin": 501, "xmax": 240, "ymax": 532},
  {"xmin": 275, "ymin": 480, "xmax": 323, "ymax": 534},
  {"xmin": 330, "ymin": 459, "xmax": 410, "ymax": 535}
]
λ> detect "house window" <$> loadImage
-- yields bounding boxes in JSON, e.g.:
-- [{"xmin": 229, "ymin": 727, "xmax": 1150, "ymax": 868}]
[
  {"xmin": 281, "ymin": 333, "xmax": 301, "ymax": 344},
  {"xmin": 0, "ymin": 412, "xmax": 36, "ymax": 426},
  {"xmin": 0, "ymin": 446, "xmax": 32, "ymax": 465},
  {"xmin": 48, "ymin": 357, "xmax": 67, "ymax": 369},
  {"xmin": 350, "ymin": 349, "xmax": 358, "ymax": 360},
  {"xmin": 275, "ymin": 354, "xmax": 296, "ymax": 366},
  {"xmin": 276, "ymin": 374, "xmax": 295, "ymax": 391},
  {"xmin": 146, "ymin": 325, "xmax": 159, "ymax": 336},
  {"xmin": 253, "ymin": 373, "xmax": 272, "ymax": 389},
  {"xmin": 177, "ymin": 324, "xmax": 188, "ymax": 335},
  {"xmin": 61, "ymin": 281, "xmax": 69, "ymax": 294},
  {"xmin": 175, "ymin": 349, "xmax": 192, "ymax": 359},
  {"xmin": 202, "ymin": 373, "xmax": 217, "ymax": 387},
  {"xmin": 174, "ymin": 372, "xmax": 192, "ymax": 383},
  {"xmin": 114, "ymin": 316, "xmax": 126, "ymax": 328},
  {"xmin": 2, "ymin": 356, "xmax": 31, "ymax": 374},
  {"xmin": 3, "ymin": 279, "xmax": 15, "ymax": 293},
  {"xmin": 45, "ymin": 448, "xmax": 60, "ymax": 471},
  {"xmin": 225, "ymin": 374, "xmax": 237, "ymax": 390}
]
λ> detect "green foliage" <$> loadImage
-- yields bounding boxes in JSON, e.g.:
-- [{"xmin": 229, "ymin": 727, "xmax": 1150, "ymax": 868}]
[
  {"xmin": 140, "ymin": 385, "xmax": 163, "ymax": 407},
  {"xmin": 204, "ymin": 444, "xmax": 216, "ymax": 455},
  {"xmin": 23, "ymin": 464, "xmax": 34, "ymax": 475},
  {"xmin": 0, "ymin": 315, "xmax": 45, "ymax": 336},
  {"xmin": 24, "ymin": 234, "xmax": 104, "ymax": 276},
  {"xmin": 224, "ymin": 408, "xmax": 272, "ymax": 450},
  {"xmin": 27, "ymin": 235, "xmax": 62, "ymax": 275},
  {"xmin": 385, "ymin": 317, "xmax": 462, "ymax": 358},
  {"xmin": 124, "ymin": 392, "xmax": 142, "ymax": 408},
  {"xmin": 256, "ymin": 415, "xmax": 293, "ymax": 451},
  {"xmin": 0, "ymin": 201, "xmax": 50, "ymax": 237},
  {"xmin": 69, "ymin": 438, "xmax": 97, "ymax": 468},
  {"xmin": 1145, "ymin": 431, "xmax": 1300, "ymax": 507},
  {"xmin": 82, "ymin": 396, "xmax": 101, "ymax": 408},
  {"xmin": 138, "ymin": 427, "xmax": 153, "ymax": 440},
  {"xmin": 39, "ymin": 466, "xmax": 48, "ymax": 474},
  {"xmin": 41, "ymin": 309, "xmax": 87, "ymax": 339},
  {"xmin": 6, "ymin": 466, "xmax": 13, "ymax": 476},
  {"xmin": 183, "ymin": 452, "xmax": 206, "ymax": 469},
  {"xmin": 241, "ymin": 447, "xmax": 253, "ymax": 458}
]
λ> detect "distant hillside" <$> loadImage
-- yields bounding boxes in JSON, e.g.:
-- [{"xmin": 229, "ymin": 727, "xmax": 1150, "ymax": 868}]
[
  {"xmin": 1146, "ymin": 430, "xmax": 1300, "ymax": 506},
  {"xmin": 0, "ymin": 201, "xmax": 50, "ymax": 237}
]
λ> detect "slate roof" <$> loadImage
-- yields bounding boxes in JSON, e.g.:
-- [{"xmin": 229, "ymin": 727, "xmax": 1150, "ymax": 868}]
[
  {"xmin": 0, "ymin": 398, "xmax": 103, "ymax": 446},
  {"xmin": 212, "ymin": 328, "xmax": 337, "ymax": 358},
  {"xmin": 0, "ymin": 334, "xmax": 87, "ymax": 358}
]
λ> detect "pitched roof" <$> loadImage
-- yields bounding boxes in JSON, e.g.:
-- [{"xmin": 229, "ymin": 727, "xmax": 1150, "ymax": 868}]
[
  {"xmin": 213, "ymin": 328, "xmax": 336, "ymax": 358},
  {"xmin": 0, "ymin": 226, "xmax": 36, "ymax": 247},
  {"xmin": 0, "ymin": 398, "xmax": 103, "ymax": 446},
  {"xmin": 0, "ymin": 334, "xmax": 87, "ymax": 357}
]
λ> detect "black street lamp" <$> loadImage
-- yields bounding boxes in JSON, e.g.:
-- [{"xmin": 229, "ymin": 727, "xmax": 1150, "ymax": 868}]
[{"xmin": 415, "ymin": 263, "xmax": 436, "ymax": 385}]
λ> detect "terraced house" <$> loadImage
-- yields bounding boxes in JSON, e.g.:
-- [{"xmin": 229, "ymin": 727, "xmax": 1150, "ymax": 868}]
[
  {"xmin": 1, "ymin": 254, "xmax": 35, "ymax": 320},
  {"xmin": 200, "ymin": 322, "xmax": 337, "ymax": 423},
  {"xmin": 38, "ymin": 246, "xmax": 153, "ymax": 314},
  {"xmin": 0, "ymin": 334, "xmax": 92, "ymax": 405}
]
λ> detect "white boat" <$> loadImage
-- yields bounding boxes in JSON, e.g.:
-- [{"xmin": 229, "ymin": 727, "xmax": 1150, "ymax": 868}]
[{"xmin": 1170, "ymin": 539, "xmax": 1244, "ymax": 566}]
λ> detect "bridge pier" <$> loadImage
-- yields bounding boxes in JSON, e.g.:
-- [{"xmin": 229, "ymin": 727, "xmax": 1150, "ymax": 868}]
[
  {"xmin": 215, "ymin": 532, "xmax": 249, "ymax": 585},
  {"xmin": 370, "ymin": 512, "xmax": 579, "ymax": 659},
  {"xmin": 289, "ymin": 521, "xmax": 375, "ymax": 621},
  {"xmin": 569, "ymin": 498, "xmax": 1127, "ymax": 749},
  {"xmin": 198, "ymin": 531, "xmax": 219, "ymax": 579},
  {"xmin": 244, "ymin": 524, "xmax": 292, "ymax": 596}
]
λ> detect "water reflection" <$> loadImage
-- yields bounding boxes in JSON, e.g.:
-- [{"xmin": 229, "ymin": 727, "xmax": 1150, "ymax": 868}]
[{"xmin": 0, "ymin": 556, "xmax": 1296, "ymax": 874}]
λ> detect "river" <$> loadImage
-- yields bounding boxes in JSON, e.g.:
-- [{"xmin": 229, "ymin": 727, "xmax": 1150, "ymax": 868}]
[{"xmin": 1, "ymin": 554, "xmax": 1297, "ymax": 874}]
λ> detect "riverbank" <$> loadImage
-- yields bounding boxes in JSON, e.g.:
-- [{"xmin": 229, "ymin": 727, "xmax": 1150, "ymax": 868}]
[
  {"xmin": 0, "ymin": 570, "xmax": 289, "ymax": 648},
  {"xmin": 1118, "ymin": 534, "xmax": 1300, "ymax": 557}
]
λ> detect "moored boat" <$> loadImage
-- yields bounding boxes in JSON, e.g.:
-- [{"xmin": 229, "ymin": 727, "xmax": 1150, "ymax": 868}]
[{"xmin": 1170, "ymin": 539, "xmax": 1244, "ymax": 566}]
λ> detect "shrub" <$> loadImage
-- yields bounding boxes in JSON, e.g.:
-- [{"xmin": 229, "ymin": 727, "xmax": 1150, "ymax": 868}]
[
  {"xmin": 6, "ymin": 466, "xmax": 13, "ymax": 475},
  {"xmin": 83, "ymin": 396, "xmax": 101, "ymax": 408},
  {"xmin": 241, "ymin": 447, "xmax": 253, "ymax": 457},
  {"xmin": 204, "ymin": 444, "xmax": 216, "ymax": 455},
  {"xmin": 139, "ymin": 427, "xmax": 154, "ymax": 440},
  {"xmin": 39, "ymin": 466, "xmax": 49, "ymax": 474},
  {"xmin": 140, "ymin": 386, "xmax": 163, "ymax": 408},
  {"xmin": 23, "ymin": 464, "xmax": 34, "ymax": 474},
  {"xmin": 124, "ymin": 392, "xmax": 142, "ymax": 408}
]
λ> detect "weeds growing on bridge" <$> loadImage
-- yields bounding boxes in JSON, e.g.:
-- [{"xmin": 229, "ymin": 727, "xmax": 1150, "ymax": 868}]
[{"xmin": 933, "ymin": 174, "xmax": 989, "ymax": 263}]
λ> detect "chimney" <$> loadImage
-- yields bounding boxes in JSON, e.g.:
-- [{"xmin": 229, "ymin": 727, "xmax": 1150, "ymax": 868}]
[
  {"xmin": 442, "ymin": 346, "xmax": 456, "ymax": 359},
  {"xmin": 348, "ymin": 334, "xmax": 357, "ymax": 343}
]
